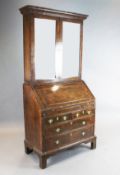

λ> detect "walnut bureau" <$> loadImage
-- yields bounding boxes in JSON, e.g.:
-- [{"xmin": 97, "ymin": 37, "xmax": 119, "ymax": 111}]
[{"xmin": 20, "ymin": 5, "xmax": 97, "ymax": 169}]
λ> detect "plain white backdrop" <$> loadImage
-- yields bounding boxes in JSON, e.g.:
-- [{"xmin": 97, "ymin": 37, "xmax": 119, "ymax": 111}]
[{"xmin": 0, "ymin": 0, "xmax": 120, "ymax": 175}]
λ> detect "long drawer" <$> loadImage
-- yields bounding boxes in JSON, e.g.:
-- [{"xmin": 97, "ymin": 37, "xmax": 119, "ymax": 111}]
[
  {"xmin": 45, "ymin": 116, "xmax": 94, "ymax": 138},
  {"xmin": 45, "ymin": 126, "xmax": 94, "ymax": 151}
]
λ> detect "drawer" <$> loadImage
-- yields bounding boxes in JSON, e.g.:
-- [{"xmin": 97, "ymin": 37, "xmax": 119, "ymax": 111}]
[
  {"xmin": 44, "ymin": 109, "xmax": 94, "ymax": 126},
  {"xmin": 45, "ymin": 126, "xmax": 94, "ymax": 151},
  {"xmin": 44, "ymin": 114, "xmax": 72, "ymax": 126},
  {"xmin": 45, "ymin": 122, "xmax": 72, "ymax": 137},
  {"xmin": 45, "ymin": 116, "xmax": 94, "ymax": 138},
  {"xmin": 72, "ymin": 109, "xmax": 95, "ymax": 119},
  {"xmin": 71, "ymin": 116, "xmax": 94, "ymax": 130}
]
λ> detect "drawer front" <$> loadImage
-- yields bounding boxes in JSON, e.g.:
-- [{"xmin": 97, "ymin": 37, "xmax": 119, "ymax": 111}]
[
  {"xmin": 44, "ymin": 109, "xmax": 95, "ymax": 126},
  {"xmin": 45, "ymin": 116, "xmax": 94, "ymax": 138},
  {"xmin": 45, "ymin": 122, "xmax": 72, "ymax": 137},
  {"xmin": 45, "ymin": 126, "xmax": 94, "ymax": 151},
  {"xmin": 44, "ymin": 114, "xmax": 72, "ymax": 126},
  {"xmin": 71, "ymin": 116, "xmax": 94, "ymax": 130},
  {"xmin": 72, "ymin": 109, "xmax": 95, "ymax": 119}
]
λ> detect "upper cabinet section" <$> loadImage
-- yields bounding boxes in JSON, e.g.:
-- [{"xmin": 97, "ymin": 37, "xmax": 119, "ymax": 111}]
[{"xmin": 20, "ymin": 5, "xmax": 88, "ymax": 82}]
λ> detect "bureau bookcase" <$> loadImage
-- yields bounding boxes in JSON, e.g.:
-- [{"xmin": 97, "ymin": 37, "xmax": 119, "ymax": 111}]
[{"xmin": 20, "ymin": 5, "xmax": 96, "ymax": 169}]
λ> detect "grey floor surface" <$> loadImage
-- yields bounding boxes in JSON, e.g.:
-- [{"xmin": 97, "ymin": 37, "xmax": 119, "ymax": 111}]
[{"xmin": 0, "ymin": 109, "xmax": 120, "ymax": 175}]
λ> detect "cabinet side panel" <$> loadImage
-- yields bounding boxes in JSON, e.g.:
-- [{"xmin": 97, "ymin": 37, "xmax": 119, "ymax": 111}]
[
  {"xmin": 33, "ymin": 89, "xmax": 43, "ymax": 151},
  {"xmin": 23, "ymin": 83, "xmax": 42, "ymax": 151}
]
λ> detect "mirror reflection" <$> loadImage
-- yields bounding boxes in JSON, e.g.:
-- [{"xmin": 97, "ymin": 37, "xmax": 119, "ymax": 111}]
[
  {"xmin": 62, "ymin": 22, "xmax": 80, "ymax": 78},
  {"xmin": 35, "ymin": 18, "xmax": 56, "ymax": 79},
  {"xmin": 34, "ymin": 19, "xmax": 80, "ymax": 80}
]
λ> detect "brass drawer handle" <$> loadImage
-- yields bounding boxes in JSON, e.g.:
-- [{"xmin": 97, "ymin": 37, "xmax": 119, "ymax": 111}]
[
  {"xmin": 63, "ymin": 116, "xmax": 67, "ymax": 121},
  {"xmin": 82, "ymin": 121, "xmax": 86, "ymax": 125},
  {"xmin": 87, "ymin": 110, "xmax": 91, "ymax": 115},
  {"xmin": 48, "ymin": 119, "xmax": 53, "ymax": 124},
  {"xmin": 82, "ymin": 110, "xmax": 85, "ymax": 115},
  {"xmin": 76, "ymin": 113, "xmax": 79, "ymax": 118},
  {"xmin": 81, "ymin": 131, "xmax": 86, "ymax": 136},
  {"xmin": 56, "ymin": 117, "xmax": 59, "ymax": 121},
  {"xmin": 56, "ymin": 128, "xmax": 61, "ymax": 133},
  {"xmin": 55, "ymin": 140, "xmax": 60, "ymax": 145}
]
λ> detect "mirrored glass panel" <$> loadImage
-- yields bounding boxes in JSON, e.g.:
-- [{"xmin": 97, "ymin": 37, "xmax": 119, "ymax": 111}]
[
  {"xmin": 35, "ymin": 18, "xmax": 56, "ymax": 79},
  {"xmin": 62, "ymin": 22, "xmax": 80, "ymax": 78}
]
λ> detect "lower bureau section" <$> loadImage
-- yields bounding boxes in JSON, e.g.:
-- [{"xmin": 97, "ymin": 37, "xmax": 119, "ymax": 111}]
[
  {"xmin": 23, "ymin": 81, "xmax": 97, "ymax": 169},
  {"xmin": 45, "ymin": 125, "xmax": 94, "ymax": 151}
]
